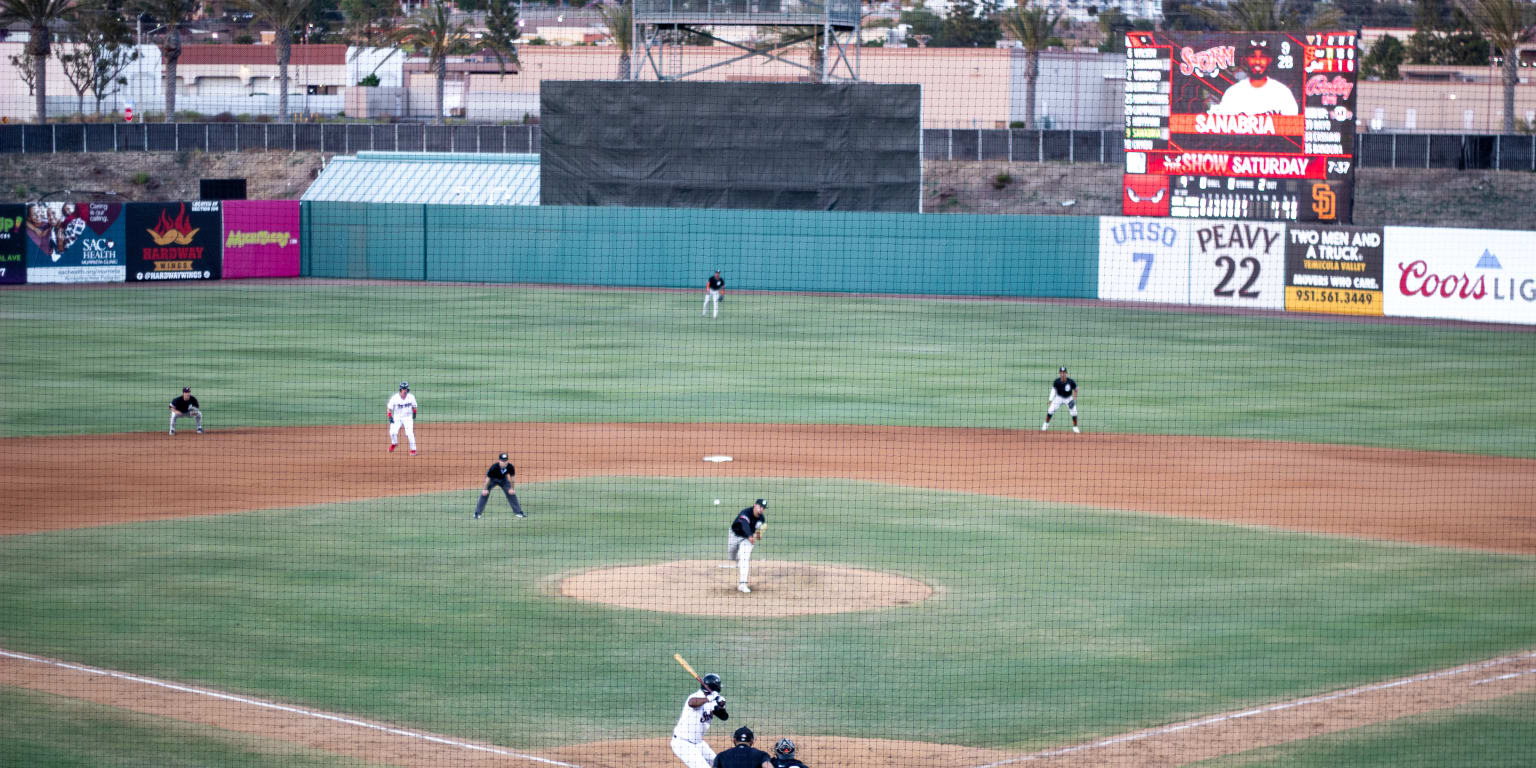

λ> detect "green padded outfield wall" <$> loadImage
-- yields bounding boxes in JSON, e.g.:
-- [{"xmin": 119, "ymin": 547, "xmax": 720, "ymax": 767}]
[{"xmin": 303, "ymin": 202, "xmax": 1098, "ymax": 298}]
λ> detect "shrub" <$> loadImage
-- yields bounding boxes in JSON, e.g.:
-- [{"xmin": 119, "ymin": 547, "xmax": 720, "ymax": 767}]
[
  {"xmin": 212, "ymin": 112, "xmax": 236, "ymax": 123},
  {"xmin": 357, "ymin": 74, "xmax": 381, "ymax": 87},
  {"xmin": 992, "ymin": 172, "xmax": 1012, "ymax": 190},
  {"xmin": 130, "ymin": 172, "xmax": 150, "ymax": 185}
]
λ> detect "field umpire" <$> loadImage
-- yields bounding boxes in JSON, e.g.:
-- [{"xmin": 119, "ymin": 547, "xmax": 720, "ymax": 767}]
[{"xmin": 473, "ymin": 453, "xmax": 526, "ymax": 519}]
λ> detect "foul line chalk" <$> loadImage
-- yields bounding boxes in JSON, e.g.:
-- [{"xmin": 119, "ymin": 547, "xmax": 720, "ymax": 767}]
[
  {"xmin": 970, "ymin": 650, "xmax": 1536, "ymax": 768},
  {"xmin": 0, "ymin": 648, "xmax": 581, "ymax": 768},
  {"xmin": 703, "ymin": 455, "xmax": 733, "ymax": 463}
]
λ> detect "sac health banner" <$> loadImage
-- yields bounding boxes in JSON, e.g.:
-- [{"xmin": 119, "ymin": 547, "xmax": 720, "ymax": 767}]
[
  {"xmin": 1188, "ymin": 220, "xmax": 1286, "ymax": 310},
  {"xmin": 24, "ymin": 202, "xmax": 127, "ymax": 284},
  {"xmin": 1098, "ymin": 217, "xmax": 1192, "ymax": 304},
  {"xmin": 0, "ymin": 205, "xmax": 24, "ymax": 284},
  {"xmin": 221, "ymin": 200, "xmax": 300, "ymax": 279},
  {"xmin": 126, "ymin": 201, "xmax": 222, "ymax": 282},
  {"xmin": 1385, "ymin": 227, "xmax": 1536, "ymax": 325},
  {"xmin": 1284, "ymin": 224, "xmax": 1384, "ymax": 316}
]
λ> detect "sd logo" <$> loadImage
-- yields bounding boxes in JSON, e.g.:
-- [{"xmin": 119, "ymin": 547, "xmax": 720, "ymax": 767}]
[{"xmin": 1310, "ymin": 182, "xmax": 1337, "ymax": 220}]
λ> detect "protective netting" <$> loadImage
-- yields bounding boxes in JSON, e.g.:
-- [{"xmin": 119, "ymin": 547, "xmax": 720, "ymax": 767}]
[{"xmin": 2, "ymin": 3, "xmax": 1535, "ymax": 767}]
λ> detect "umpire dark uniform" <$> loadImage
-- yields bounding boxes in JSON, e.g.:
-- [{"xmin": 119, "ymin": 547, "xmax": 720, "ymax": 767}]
[
  {"xmin": 473, "ymin": 453, "xmax": 525, "ymax": 519},
  {"xmin": 715, "ymin": 727, "xmax": 773, "ymax": 768}
]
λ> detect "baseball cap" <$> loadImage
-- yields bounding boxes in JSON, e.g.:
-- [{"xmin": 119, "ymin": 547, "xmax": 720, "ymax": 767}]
[
  {"xmin": 1059, "ymin": 366, "xmax": 1067, "ymax": 372},
  {"xmin": 498, "ymin": 453, "xmax": 509, "ymax": 461},
  {"xmin": 182, "ymin": 387, "xmax": 190, "ymax": 392},
  {"xmin": 755, "ymin": 498, "xmax": 767, "ymax": 508},
  {"xmin": 733, "ymin": 726, "xmax": 754, "ymax": 743}
]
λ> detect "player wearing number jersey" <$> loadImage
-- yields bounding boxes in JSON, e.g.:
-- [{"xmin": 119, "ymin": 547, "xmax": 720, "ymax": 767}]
[
  {"xmin": 672, "ymin": 674, "xmax": 728, "ymax": 768},
  {"xmin": 1210, "ymin": 41, "xmax": 1299, "ymax": 116},
  {"xmin": 387, "ymin": 382, "xmax": 418, "ymax": 455},
  {"xmin": 1042, "ymin": 367, "xmax": 1081, "ymax": 433}
]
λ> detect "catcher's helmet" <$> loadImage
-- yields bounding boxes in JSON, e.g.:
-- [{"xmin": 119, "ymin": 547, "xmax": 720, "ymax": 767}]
[
  {"xmin": 733, "ymin": 726, "xmax": 754, "ymax": 744},
  {"xmin": 399, "ymin": 381, "xmax": 410, "ymax": 391},
  {"xmin": 774, "ymin": 738, "xmax": 796, "ymax": 758},
  {"xmin": 701, "ymin": 673, "xmax": 723, "ymax": 692}
]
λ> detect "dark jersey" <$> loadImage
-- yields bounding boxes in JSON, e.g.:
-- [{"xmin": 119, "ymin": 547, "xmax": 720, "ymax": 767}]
[
  {"xmin": 486, "ymin": 462, "xmax": 515, "ymax": 482},
  {"xmin": 731, "ymin": 508, "xmax": 765, "ymax": 538},
  {"xmin": 714, "ymin": 745, "xmax": 770, "ymax": 768},
  {"xmin": 1051, "ymin": 377, "xmax": 1078, "ymax": 399},
  {"xmin": 772, "ymin": 759, "xmax": 808, "ymax": 768},
  {"xmin": 708, "ymin": 275, "xmax": 725, "ymax": 290},
  {"xmin": 170, "ymin": 395, "xmax": 200, "ymax": 413}
]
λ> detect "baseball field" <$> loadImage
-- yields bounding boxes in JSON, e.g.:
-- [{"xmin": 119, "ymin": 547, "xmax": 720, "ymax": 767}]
[{"xmin": 1, "ymin": 281, "xmax": 1534, "ymax": 767}]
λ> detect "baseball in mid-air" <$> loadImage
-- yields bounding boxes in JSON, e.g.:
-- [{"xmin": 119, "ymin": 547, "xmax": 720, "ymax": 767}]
[{"xmin": 714, "ymin": 499, "xmax": 721, "ymax": 505}]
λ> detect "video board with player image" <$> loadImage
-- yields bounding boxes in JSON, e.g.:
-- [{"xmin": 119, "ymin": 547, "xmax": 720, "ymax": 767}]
[{"xmin": 1122, "ymin": 31, "xmax": 1358, "ymax": 223}]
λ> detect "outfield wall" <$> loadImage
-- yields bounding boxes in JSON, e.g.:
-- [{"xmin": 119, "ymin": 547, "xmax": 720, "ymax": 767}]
[{"xmin": 303, "ymin": 203, "xmax": 1100, "ymax": 298}]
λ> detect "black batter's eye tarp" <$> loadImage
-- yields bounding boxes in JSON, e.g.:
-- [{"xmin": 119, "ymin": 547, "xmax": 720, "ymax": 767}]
[{"xmin": 540, "ymin": 81, "xmax": 921, "ymax": 212}]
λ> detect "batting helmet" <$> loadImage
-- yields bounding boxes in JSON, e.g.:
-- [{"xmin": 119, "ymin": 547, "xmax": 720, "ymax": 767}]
[
  {"xmin": 733, "ymin": 726, "xmax": 754, "ymax": 744},
  {"xmin": 774, "ymin": 738, "xmax": 796, "ymax": 758},
  {"xmin": 399, "ymin": 381, "xmax": 410, "ymax": 391},
  {"xmin": 701, "ymin": 673, "xmax": 723, "ymax": 692}
]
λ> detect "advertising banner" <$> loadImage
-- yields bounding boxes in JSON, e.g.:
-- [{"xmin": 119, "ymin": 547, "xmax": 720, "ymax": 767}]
[
  {"xmin": 1098, "ymin": 216, "xmax": 1191, "ymax": 304},
  {"xmin": 1284, "ymin": 224, "xmax": 1384, "ymax": 316},
  {"xmin": 1188, "ymin": 220, "xmax": 1286, "ymax": 309},
  {"xmin": 0, "ymin": 205, "xmax": 25, "ymax": 284},
  {"xmin": 1385, "ymin": 227, "xmax": 1536, "ymax": 325},
  {"xmin": 23, "ymin": 202, "xmax": 127, "ymax": 284},
  {"xmin": 126, "ymin": 201, "xmax": 222, "ymax": 282},
  {"xmin": 221, "ymin": 200, "xmax": 301, "ymax": 279}
]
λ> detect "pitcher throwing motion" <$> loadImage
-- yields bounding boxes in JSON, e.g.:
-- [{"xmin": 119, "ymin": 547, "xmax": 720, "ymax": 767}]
[
  {"xmin": 671, "ymin": 672, "xmax": 728, "ymax": 768},
  {"xmin": 1042, "ymin": 366, "xmax": 1081, "ymax": 433},
  {"xmin": 727, "ymin": 500, "xmax": 767, "ymax": 593},
  {"xmin": 387, "ymin": 381, "xmax": 419, "ymax": 454}
]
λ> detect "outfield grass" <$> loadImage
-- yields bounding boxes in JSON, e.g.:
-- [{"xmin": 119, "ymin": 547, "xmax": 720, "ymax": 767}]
[
  {"xmin": 0, "ymin": 686, "xmax": 378, "ymax": 768},
  {"xmin": 0, "ymin": 282, "xmax": 1532, "ymax": 456},
  {"xmin": 1, "ymin": 478, "xmax": 1532, "ymax": 751},
  {"xmin": 1190, "ymin": 691, "xmax": 1536, "ymax": 768}
]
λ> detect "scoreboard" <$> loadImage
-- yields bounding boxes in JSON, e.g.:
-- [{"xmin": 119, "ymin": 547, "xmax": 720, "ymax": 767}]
[{"xmin": 1122, "ymin": 31, "xmax": 1358, "ymax": 223}]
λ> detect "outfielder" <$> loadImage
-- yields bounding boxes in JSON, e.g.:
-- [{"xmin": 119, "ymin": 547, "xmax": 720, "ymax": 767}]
[
  {"xmin": 1042, "ymin": 366, "xmax": 1081, "ymax": 433},
  {"xmin": 387, "ymin": 381, "xmax": 418, "ymax": 455},
  {"xmin": 672, "ymin": 672, "xmax": 729, "ymax": 768},
  {"xmin": 703, "ymin": 270, "xmax": 725, "ymax": 318},
  {"xmin": 726, "ymin": 500, "xmax": 767, "ymax": 593},
  {"xmin": 168, "ymin": 386, "xmax": 203, "ymax": 435},
  {"xmin": 474, "ymin": 453, "xmax": 525, "ymax": 519}
]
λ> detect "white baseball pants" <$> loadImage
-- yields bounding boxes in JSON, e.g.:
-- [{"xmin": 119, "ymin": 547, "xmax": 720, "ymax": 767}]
[
  {"xmin": 703, "ymin": 289, "xmax": 720, "ymax": 317},
  {"xmin": 726, "ymin": 533, "xmax": 755, "ymax": 586},
  {"xmin": 671, "ymin": 735, "xmax": 716, "ymax": 768},
  {"xmin": 1047, "ymin": 394, "xmax": 1078, "ymax": 418},
  {"xmin": 389, "ymin": 418, "xmax": 417, "ymax": 450}
]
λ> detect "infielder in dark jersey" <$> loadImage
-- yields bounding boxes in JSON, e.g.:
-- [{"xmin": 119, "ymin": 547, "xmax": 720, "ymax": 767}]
[
  {"xmin": 474, "ymin": 453, "xmax": 525, "ymax": 519},
  {"xmin": 703, "ymin": 270, "xmax": 725, "ymax": 318},
  {"xmin": 1042, "ymin": 366, "xmax": 1081, "ymax": 433},
  {"xmin": 169, "ymin": 387, "xmax": 202, "ymax": 435}
]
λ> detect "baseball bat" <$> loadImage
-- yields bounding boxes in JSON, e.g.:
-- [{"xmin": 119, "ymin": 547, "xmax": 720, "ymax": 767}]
[{"xmin": 673, "ymin": 653, "xmax": 703, "ymax": 685}]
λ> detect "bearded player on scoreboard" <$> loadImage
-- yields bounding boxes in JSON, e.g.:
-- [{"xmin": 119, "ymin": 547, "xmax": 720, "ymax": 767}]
[{"xmin": 1209, "ymin": 40, "xmax": 1299, "ymax": 116}]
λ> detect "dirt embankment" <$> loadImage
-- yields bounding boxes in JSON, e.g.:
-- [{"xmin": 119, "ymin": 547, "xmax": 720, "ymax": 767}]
[{"xmin": 1, "ymin": 151, "xmax": 329, "ymax": 202}]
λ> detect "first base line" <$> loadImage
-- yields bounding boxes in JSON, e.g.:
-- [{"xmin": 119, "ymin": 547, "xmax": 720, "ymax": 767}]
[
  {"xmin": 0, "ymin": 648, "xmax": 582, "ymax": 768},
  {"xmin": 969, "ymin": 649, "xmax": 1536, "ymax": 768}
]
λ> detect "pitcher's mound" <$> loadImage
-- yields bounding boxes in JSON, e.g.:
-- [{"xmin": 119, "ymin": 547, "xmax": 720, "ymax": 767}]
[{"xmin": 557, "ymin": 560, "xmax": 934, "ymax": 617}]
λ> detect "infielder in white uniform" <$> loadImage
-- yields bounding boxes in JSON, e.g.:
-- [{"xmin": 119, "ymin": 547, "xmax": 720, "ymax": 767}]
[
  {"xmin": 672, "ymin": 673, "xmax": 728, "ymax": 768},
  {"xmin": 726, "ymin": 500, "xmax": 767, "ymax": 593},
  {"xmin": 386, "ymin": 381, "xmax": 418, "ymax": 455}
]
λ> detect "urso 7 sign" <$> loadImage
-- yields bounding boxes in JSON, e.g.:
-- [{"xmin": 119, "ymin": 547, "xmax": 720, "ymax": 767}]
[{"xmin": 126, "ymin": 202, "xmax": 222, "ymax": 282}]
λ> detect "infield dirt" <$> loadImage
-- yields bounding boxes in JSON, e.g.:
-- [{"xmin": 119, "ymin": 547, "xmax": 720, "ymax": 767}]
[{"xmin": 3, "ymin": 421, "xmax": 1535, "ymax": 766}]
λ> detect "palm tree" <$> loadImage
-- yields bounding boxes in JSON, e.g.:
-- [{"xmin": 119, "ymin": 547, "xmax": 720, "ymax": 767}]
[
  {"xmin": 999, "ymin": 1, "xmax": 1060, "ymax": 130},
  {"xmin": 1455, "ymin": 0, "xmax": 1536, "ymax": 133},
  {"xmin": 0, "ymin": 0, "xmax": 77, "ymax": 122},
  {"xmin": 392, "ymin": 0, "xmax": 473, "ymax": 123},
  {"xmin": 227, "ymin": 0, "xmax": 316, "ymax": 120},
  {"xmin": 595, "ymin": 0, "xmax": 632, "ymax": 80},
  {"xmin": 133, "ymin": 0, "xmax": 201, "ymax": 120},
  {"xmin": 1194, "ymin": 0, "xmax": 1343, "ymax": 32}
]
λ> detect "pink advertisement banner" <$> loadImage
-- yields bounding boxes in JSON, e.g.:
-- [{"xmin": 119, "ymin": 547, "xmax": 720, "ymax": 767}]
[{"xmin": 221, "ymin": 200, "xmax": 300, "ymax": 279}]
